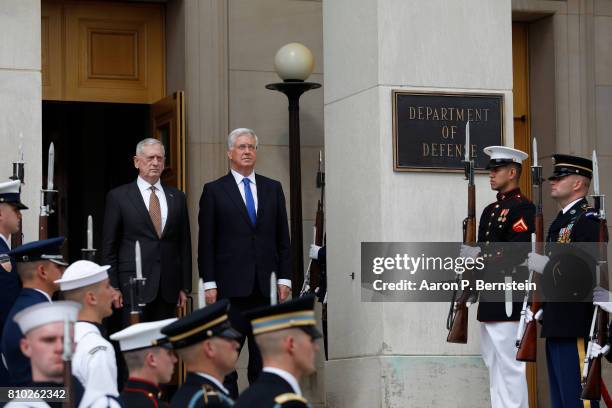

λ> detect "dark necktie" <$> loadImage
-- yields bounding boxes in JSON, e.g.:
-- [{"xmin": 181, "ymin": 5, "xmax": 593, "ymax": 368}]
[{"xmin": 243, "ymin": 178, "xmax": 257, "ymax": 226}]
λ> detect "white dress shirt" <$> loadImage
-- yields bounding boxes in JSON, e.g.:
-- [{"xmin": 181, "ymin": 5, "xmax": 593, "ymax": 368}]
[
  {"xmin": 231, "ymin": 169, "xmax": 258, "ymax": 213},
  {"xmin": 561, "ymin": 197, "xmax": 584, "ymax": 214},
  {"xmin": 136, "ymin": 176, "xmax": 168, "ymax": 231},
  {"xmin": 262, "ymin": 367, "xmax": 302, "ymax": 396},
  {"xmin": 203, "ymin": 170, "xmax": 291, "ymax": 291}
]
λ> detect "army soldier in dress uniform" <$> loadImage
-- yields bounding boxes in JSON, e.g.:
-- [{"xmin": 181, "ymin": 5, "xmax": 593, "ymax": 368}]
[
  {"xmin": 5, "ymin": 301, "xmax": 83, "ymax": 408},
  {"xmin": 55, "ymin": 260, "xmax": 121, "ymax": 407},
  {"xmin": 234, "ymin": 294, "xmax": 321, "ymax": 408},
  {"xmin": 111, "ymin": 318, "xmax": 178, "ymax": 408},
  {"xmin": 460, "ymin": 146, "xmax": 534, "ymax": 408},
  {"xmin": 526, "ymin": 154, "xmax": 603, "ymax": 408},
  {"xmin": 2, "ymin": 237, "xmax": 68, "ymax": 385},
  {"xmin": 161, "ymin": 299, "xmax": 241, "ymax": 408}
]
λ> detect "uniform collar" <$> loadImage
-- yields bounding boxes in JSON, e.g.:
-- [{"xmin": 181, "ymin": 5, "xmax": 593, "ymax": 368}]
[
  {"xmin": 0, "ymin": 233, "xmax": 10, "ymax": 249},
  {"xmin": 124, "ymin": 378, "xmax": 161, "ymax": 396},
  {"xmin": 195, "ymin": 372, "xmax": 229, "ymax": 395},
  {"xmin": 496, "ymin": 188, "xmax": 521, "ymax": 202},
  {"xmin": 561, "ymin": 197, "xmax": 585, "ymax": 214},
  {"xmin": 77, "ymin": 320, "xmax": 107, "ymax": 337},
  {"xmin": 262, "ymin": 367, "xmax": 302, "ymax": 396},
  {"xmin": 32, "ymin": 288, "xmax": 52, "ymax": 302}
]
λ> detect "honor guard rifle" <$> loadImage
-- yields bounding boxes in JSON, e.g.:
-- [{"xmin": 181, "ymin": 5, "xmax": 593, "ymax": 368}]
[
  {"xmin": 39, "ymin": 143, "xmax": 57, "ymax": 240},
  {"xmin": 10, "ymin": 135, "xmax": 25, "ymax": 247},
  {"xmin": 81, "ymin": 215, "xmax": 96, "ymax": 261},
  {"xmin": 62, "ymin": 316, "xmax": 74, "ymax": 408},
  {"xmin": 581, "ymin": 150, "xmax": 609, "ymax": 401},
  {"xmin": 300, "ymin": 151, "xmax": 325, "ymax": 296},
  {"xmin": 516, "ymin": 137, "xmax": 544, "ymax": 361},
  {"xmin": 447, "ymin": 121, "xmax": 476, "ymax": 344},
  {"xmin": 128, "ymin": 241, "xmax": 147, "ymax": 325}
]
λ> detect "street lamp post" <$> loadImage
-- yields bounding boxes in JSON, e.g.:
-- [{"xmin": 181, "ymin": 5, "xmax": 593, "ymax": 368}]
[{"xmin": 266, "ymin": 43, "xmax": 321, "ymax": 297}]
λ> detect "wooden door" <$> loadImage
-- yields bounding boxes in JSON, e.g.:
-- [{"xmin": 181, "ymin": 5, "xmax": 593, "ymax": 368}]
[
  {"xmin": 42, "ymin": 0, "xmax": 165, "ymax": 103},
  {"xmin": 512, "ymin": 22, "xmax": 538, "ymax": 408},
  {"xmin": 150, "ymin": 91, "xmax": 186, "ymax": 191},
  {"xmin": 513, "ymin": 23, "xmax": 532, "ymax": 198}
]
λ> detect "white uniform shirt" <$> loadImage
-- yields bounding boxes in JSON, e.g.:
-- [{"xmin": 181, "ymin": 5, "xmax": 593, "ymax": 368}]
[{"xmin": 72, "ymin": 322, "xmax": 118, "ymax": 407}]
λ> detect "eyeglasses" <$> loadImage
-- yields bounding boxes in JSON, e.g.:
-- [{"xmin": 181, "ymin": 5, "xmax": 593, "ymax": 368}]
[{"xmin": 235, "ymin": 144, "xmax": 257, "ymax": 152}]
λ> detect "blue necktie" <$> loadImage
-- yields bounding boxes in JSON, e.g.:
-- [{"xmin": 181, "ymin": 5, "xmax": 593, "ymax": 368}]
[{"xmin": 243, "ymin": 178, "xmax": 257, "ymax": 226}]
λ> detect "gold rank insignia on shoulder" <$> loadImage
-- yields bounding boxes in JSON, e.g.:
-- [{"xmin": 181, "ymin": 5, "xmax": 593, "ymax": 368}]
[{"xmin": 274, "ymin": 393, "xmax": 309, "ymax": 405}]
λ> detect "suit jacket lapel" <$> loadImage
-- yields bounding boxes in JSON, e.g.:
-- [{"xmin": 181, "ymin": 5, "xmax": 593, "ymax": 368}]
[
  {"xmin": 254, "ymin": 174, "xmax": 266, "ymax": 227},
  {"xmin": 127, "ymin": 181, "xmax": 158, "ymax": 237},
  {"xmin": 161, "ymin": 185, "xmax": 175, "ymax": 238},
  {"xmin": 221, "ymin": 173, "xmax": 254, "ymax": 229}
]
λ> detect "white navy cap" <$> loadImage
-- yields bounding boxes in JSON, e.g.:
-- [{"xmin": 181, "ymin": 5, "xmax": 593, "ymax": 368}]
[
  {"xmin": 0, "ymin": 179, "xmax": 27, "ymax": 209},
  {"xmin": 55, "ymin": 260, "xmax": 110, "ymax": 291},
  {"xmin": 483, "ymin": 146, "xmax": 528, "ymax": 169},
  {"xmin": 110, "ymin": 318, "xmax": 177, "ymax": 351},
  {"xmin": 14, "ymin": 301, "xmax": 81, "ymax": 335}
]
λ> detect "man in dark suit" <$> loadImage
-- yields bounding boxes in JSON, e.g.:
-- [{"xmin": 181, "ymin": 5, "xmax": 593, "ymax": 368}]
[
  {"xmin": 198, "ymin": 128, "xmax": 292, "ymax": 397},
  {"xmin": 102, "ymin": 138, "xmax": 192, "ymax": 323},
  {"xmin": 1, "ymin": 237, "xmax": 68, "ymax": 385},
  {"xmin": 0, "ymin": 179, "xmax": 28, "ymax": 385}
]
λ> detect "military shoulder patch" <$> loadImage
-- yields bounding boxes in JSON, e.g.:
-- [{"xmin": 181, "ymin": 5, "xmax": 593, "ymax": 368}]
[
  {"xmin": 512, "ymin": 217, "xmax": 528, "ymax": 232},
  {"xmin": 274, "ymin": 393, "xmax": 308, "ymax": 405},
  {"xmin": 88, "ymin": 345, "xmax": 107, "ymax": 355},
  {"xmin": 585, "ymin": 209, "xmax": 600, "ymax": 219}
]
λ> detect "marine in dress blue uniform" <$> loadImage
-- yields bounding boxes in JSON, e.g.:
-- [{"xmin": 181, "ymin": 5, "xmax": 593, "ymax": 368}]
[
  {"xmin": 1, "ymin": 237, "xmax": 67, "ymax": 385},
  {"xmin": 162, "ymin": 299, "xmax": 241, "ymax": 408},
  {"xmin": 527, "ymin": 154, "xmax": 603, "ymax": 408},
  {"xmin": 0, "ymin": 179, "xmax": 28, "ymax": 385},
  {"xmin": 234, "ymin": 295, "xmax": 321, "ymax": 408}
]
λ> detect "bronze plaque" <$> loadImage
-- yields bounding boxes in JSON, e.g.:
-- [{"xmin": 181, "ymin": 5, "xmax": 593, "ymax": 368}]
[{"xmin": 392, "ymin": 91, "xmax": 504, "ymax": 172}]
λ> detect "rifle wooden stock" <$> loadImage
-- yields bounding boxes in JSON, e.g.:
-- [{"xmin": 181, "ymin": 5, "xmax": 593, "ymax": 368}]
[
  {"xmin": 517, "ymin": 214, "xmax": 544, "ymax": 362},
  {"xmin": 39, "ymin": 215, "xmax": 48, "ymax": 240},
  {"xmin": 447, "ymin": 184, "xmax": 476, "ymax": 344},
  {"xmin": 11, "ymin": 227, "xmax": 22, "ymax": 248},
  {"xmin": 581, "ymin": 220, "xmax": 609, "ymax": 401},
  {"xmin": 63, "ymin": 360, "xmax": 72, "ymax": 408},
  {"xmin": 129, "ymin": 311, "xmax": 141, "ymax": 326}
]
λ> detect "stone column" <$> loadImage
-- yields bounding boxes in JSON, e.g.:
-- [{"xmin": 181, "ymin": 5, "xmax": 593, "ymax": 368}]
[
  {"xmin": 0, "ymin": 0, "xmax": 42, "ymax": 242},
  {"xmin": 324, "ymin": 1, "xmax": 514, "ymax": 406}
]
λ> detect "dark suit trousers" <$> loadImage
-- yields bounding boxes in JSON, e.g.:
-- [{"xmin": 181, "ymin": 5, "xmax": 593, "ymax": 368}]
[{"xmin": 223, "ymin": 286, "xmax": 269, "ymax": 399}]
